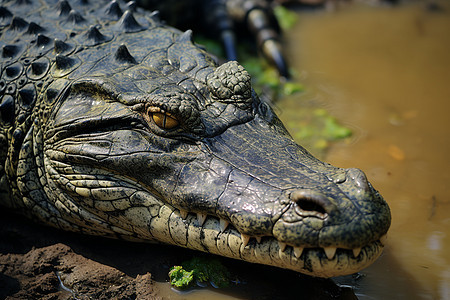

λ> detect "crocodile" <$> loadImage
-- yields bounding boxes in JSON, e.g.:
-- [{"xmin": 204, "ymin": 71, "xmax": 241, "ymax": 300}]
[{"xmin": 0, "ymin": 0, "xmax": 390, "ymax": 278}]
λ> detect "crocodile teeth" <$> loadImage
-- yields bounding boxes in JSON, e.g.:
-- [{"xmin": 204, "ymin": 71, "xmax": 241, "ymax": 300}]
[
  {"xmin": 324, "ymin": 247, "xmax": 337, "ymax": 260},
  {"xmin": 179, "ymin": 209, "xmax": 188, "ymax": 219},
  {"xmin": 196, "ymin": 213, "xmax": 206, "ymax": 226},
  {"xmin": 353, "ymin": 247, "xmax": 362, "ymax": 258},
  {"xmin": 278, "ymin": 241, "xmax": 286, "ymax": 252},
  {"xmin": 255, "ymin": 236, "xmax": 262, "ymax": 244},
  {"xmin": 219, "ymin": 219, "xmax": 229, "ymax": 232},
  {"xmin": 293, "ymin": 247, "xmax": 304, "ymax": 258},
  {"xmin": 380, "ymin": 234, "xmax": 388, "ymax": 246},
  {"xmin": 241, "ymin": 233, "xmax": 251, "ymax": 247}
]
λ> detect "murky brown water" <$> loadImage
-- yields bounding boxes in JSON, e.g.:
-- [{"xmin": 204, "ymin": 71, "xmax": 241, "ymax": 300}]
[
  {"xmin": 156, "ymin": 1, "xmax": 450, "ymax": 299},
  {"xmin": 278, "ymin": 1, "xmax": 450, "ymax": 299}
]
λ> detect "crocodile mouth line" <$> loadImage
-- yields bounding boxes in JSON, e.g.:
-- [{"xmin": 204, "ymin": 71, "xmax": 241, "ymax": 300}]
[
  {"xmin": 166, "ymin": 207, "xmax": 387, "ymax": 277},
  {"xmin": 49, "ymin": 166, "xmax": 386, "ymax": 278}
]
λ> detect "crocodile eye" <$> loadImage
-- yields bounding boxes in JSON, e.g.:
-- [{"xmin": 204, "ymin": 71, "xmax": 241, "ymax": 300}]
[{"xmin": 152, "ymin": 112, "xmax": 179, "ymax": 129}]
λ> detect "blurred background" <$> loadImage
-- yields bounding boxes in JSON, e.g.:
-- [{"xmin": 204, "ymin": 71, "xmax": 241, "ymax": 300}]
[{"xmin": 277, "ymin": 1, "xmax": 449, "ymax": 298}]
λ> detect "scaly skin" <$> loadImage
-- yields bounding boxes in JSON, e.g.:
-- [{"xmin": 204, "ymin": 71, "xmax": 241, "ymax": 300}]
[{"xmin": 0, "ymin": 0, "xmax": 390, "ymax": 278}]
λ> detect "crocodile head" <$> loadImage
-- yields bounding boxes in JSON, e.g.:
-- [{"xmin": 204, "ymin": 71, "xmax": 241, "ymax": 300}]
[
  {"xmin": 3, "ymin": 2, "xmax": 389, "ymax": 277},
  {"xmin": 40, "ymin": 49, "xmax": 390, "ymax": 277}
]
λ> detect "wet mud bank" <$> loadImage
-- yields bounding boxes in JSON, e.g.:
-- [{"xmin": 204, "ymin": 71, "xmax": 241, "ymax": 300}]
[{"xmin": 0, "ymin": 210, "xmax": 158, "ymax": 300}]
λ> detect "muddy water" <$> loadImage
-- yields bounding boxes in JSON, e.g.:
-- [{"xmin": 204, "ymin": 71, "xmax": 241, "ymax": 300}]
[{"xmin": 278, "ymin": 1, "xmax": 450, "ymax": 299}]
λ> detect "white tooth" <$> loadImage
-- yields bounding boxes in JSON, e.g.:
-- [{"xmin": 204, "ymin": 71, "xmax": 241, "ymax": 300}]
[
  {"xmin": 380, "ymin": 234, "xmax": 388, "ymax": 246},
  {"xmin": 241, "ymin": 233, "xmax": 251, "ymax": 247},
  {"xmin": 196, "ymin": 213, "xmax": 207, "ymax": 226},
  {"xmin": 324, "ymin": 247, "xmax": 337, "ymax": 260},
  {"xmin": 255, "ymin": 236, "xmax": 262, "ymax": 243},
  {"xmin": 254, "ymin": 248, "xmax": 260, "ymax": 258},
  {"xmin": 278, "ymin": 241, "xmax": 287, "ymax": 252},
  {"xmin": 293, "ymin": 247, "xmax": 304, "ymax": 258},
  {"xmin": 219, "ymin": 219, "xmax": 229, "ymax": 232},
  {"xmin": 179, "ymin": 209, "xmax": 188, "ymax": 219},
  {"xmin": 353, "ymin": 247, "xmax": 362, "ymax": 258}
]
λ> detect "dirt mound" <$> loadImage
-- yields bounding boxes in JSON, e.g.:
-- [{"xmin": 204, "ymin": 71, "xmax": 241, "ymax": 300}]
[
  {"xmin": 0, "ymin": 242, "xmax": 157, "ymax": 299},
  {"xmin": 0, "ymin": 209, "xmax": 163, "ymax": 300}
]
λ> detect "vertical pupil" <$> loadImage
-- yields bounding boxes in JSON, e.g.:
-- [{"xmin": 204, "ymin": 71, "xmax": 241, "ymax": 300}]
[
  {"xmin": 162, "ymin": 114, "xmax": 167, "ymax": 128},
  {"xmin": 151, "ymin": 112, "xmax": 178, "ymax": 129}
]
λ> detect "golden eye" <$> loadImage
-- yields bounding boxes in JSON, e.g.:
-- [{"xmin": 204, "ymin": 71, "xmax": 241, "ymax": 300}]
[{"xmin": 152, "ymin": 112, "xmax": 179, "ymax": 129}]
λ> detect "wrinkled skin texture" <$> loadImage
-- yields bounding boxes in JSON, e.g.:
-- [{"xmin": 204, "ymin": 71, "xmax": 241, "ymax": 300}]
[{"xmin": 0, "ymin": 0, "xmax": 390, "ymax": 278}]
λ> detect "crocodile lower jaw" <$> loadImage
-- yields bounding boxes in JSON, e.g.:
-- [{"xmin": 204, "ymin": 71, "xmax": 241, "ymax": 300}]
[{"xmin": 165, "ymin": 208, "xmax": 386, "ymax": 278}]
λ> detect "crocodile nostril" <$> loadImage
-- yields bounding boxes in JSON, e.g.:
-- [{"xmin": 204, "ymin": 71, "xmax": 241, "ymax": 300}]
[
  {"xmin": 296, "ymin": 198, "xmax": 326, "ymax": 215},
  {"xmin": 290, "ymin": 190, "xmax": 332, "ymax": 219}
]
